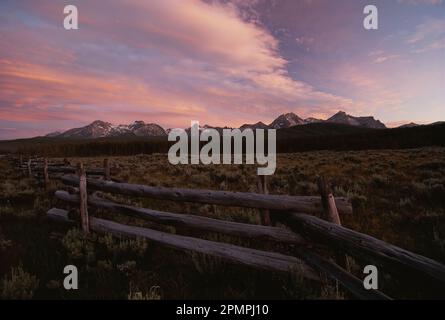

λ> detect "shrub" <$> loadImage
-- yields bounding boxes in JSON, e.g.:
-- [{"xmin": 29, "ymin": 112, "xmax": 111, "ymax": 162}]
[
  {"xmin": 412, "ymin": 181, "xmax": 427, "ymax": 195},
  {"xmin": 117, "ymin": 260, "xmax": 137, "ymax": 277},
  {"xmin": 370, "ymin": 174, "xmax": 387, "ymax": 188},
  {"xmin": 399, "ymin": 197, "xmax": 413, "ymax": 209},
  {"xmin": 0, "ymin": 239, "xmax": 12, "ymax": 251},
  {"xmin": 127, "ymin": 284, "xmax": 161, "ymax": 300},
  {"xmin": 429, "ymin": 183, "xmax": 445, "ymax": 204},
  {"xmin": 1, "ymin": 266, "xmax": 39, "ymax": 299},
  {"xmin": 62, "ymin": 229, "xmax": 97, "ymax": 263},
  {"xmin": 98, "ymin": 234, "xmax": 148, "ymax": 258}
]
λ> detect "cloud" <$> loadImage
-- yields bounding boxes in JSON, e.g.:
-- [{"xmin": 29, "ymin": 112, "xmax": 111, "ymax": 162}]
[
  {"xmin": 407, "ymin": 18, "xmax": 445, "ymax": 44},
  {"xmin": 406, "ymin": 18, "xmax": 445, "ymax": 54},
  {"xmin": 1, "ymin": 0, "xmax": 443, "ymax": 139},
  {"xmin": 371, "ymin": 53, "xmax": 401, "ymax": 64},
  {"xmin": 398, "ymin": 0, "xmax": 443, "ymax": 5},
  {"xmin": 0, "ymin": 0, "xmax": 354, "ymax": 137}
]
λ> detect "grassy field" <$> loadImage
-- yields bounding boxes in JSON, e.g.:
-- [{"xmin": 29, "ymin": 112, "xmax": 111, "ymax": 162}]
[{"xmin": 0, "ymin": 147, "xmax": 444, "ymax": 299}]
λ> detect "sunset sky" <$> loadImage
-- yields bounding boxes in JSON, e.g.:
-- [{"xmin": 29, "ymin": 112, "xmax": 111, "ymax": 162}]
[{"xmin": 0, "ymin": 0, "xmax": 444, "ymax": 139}]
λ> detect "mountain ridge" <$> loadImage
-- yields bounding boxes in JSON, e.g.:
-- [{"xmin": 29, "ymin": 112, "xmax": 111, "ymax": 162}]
[
  {"xmin": 52, "ymin": 120, "xmax": 166, "ymax": 139},
  {"xmin": 45, "ymin": 111, "xmax": 398, "ymax": 139},
  {"xmin": 326, "ymin": 111, "xmax": 386, "ymax": 129}
]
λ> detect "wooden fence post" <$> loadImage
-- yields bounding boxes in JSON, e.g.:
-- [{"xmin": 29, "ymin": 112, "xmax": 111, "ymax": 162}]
[
  {"xmin": 317, "ymin": 176, "xmax": 349, "ymax": 269},
  {"xmin": 317, "ymin": 176, "xmax": 341, "ymax": 225},
  {"xmin": 78, "ymin": 163, "xmax": 90, "ymax": 233},
  {"xmin": 27, "ymin": 159, "xmax": 32, "ymax": 178},
  {"xmin": 43, "ymin": 158, "xmax": 50, "ymax": 189},
  {"xmin": 104, "ymin": 158, "xmax": 110, "ymax": 181},
  {"xmin": 257, "ymin": 175, "xmax": 271, "ymax": 226}
]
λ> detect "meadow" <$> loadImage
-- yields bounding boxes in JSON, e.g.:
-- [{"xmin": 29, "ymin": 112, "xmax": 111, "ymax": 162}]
[{"xmin": 0, "ymin": 147, "xmax": 444, "ymax": 299}]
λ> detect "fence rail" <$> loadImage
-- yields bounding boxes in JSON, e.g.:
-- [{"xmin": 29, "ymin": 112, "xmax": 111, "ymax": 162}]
[
  {"xmin": 275, "ymin": 213, "xmax": 445, "ymax": 283},
  {"xmin": 46, "ymin": 208, "xmax": 319, "ymax": 279},
  {"xmin": 60, "ymin": 174, "xmax": 352, "ymax": 215},
  {"xmin": 54, "ymin": 190, "xmax": 305, "ymax": 244}
]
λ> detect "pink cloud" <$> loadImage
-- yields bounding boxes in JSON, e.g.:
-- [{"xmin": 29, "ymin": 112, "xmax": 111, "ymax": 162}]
[
  {"xmin": 398, "ymin": 0, "xmax": 443, "ymax": 5},
  {"xmin": 406, "ymin": 18, "xmax": 445, "ymax": 48},
  {"xmin": 0, "ymin": 0, "xmax": 354, "ymax": 136}
]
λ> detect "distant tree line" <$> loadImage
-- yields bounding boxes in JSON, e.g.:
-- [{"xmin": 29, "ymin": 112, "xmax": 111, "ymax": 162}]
[
  {"xmin": 6, "ymin": 137, "xmax": 172, "ymax": 157},
  {"xmin": 1, "ymin": 123, "xmax": 444, "ymax": 157},
  {"xmin": 276, "ymin": 123, "xmax": 445, "ymax": 153}
]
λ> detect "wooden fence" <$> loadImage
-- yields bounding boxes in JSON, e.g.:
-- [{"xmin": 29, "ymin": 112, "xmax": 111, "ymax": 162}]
[
  {"xmin": 7, "ymin": 155, "xmax": 445, "ymax": 299},
  {"xmin": 11, "ymin": 155, "xmax": 116, "ymax": 187}
]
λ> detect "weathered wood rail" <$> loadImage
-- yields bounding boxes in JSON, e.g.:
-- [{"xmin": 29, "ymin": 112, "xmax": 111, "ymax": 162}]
[
  {"xmin": 9, "ymin": 155, "xmax": 116, "ymax": 187},
  {"xmin": 36, "ymin": 166, "xmax": 108, "ymax": 175},
  {"xmin": 60, "ymin": 175, "xmax": 352, "ymax": 215},
  {"xmin": 6, "ymin": 155, "xmax": 445, "ymax": 299},
  {"xmin": 47, "ymin": 208, "xmax": 318, "ymax": 279},
  {"xmin": 54, "ymin": 190, "xmax": 305, "ymax": 245},
  {"xmin": 275, "ymin": 213, "xmax": 445, "ymax": 284}
]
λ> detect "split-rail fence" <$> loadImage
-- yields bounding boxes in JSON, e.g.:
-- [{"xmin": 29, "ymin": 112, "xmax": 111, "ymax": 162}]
[{"xmin": 7, "ymin": 155, "xmax": 445, "ymax": 299}]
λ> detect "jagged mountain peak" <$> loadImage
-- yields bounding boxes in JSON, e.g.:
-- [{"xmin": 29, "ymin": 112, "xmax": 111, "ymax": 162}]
[
  {"xmin": 399, "ymin": 122, "xmax": 419, "ymax": 128},
  {"xmin": 240, "ymin": 121, "xmax": 269, "ymax": 131},
  {"xmin": 89, "ymin": 120, "xmax": 112, "ymax": 128},
  {"xmin": 129, "ymin": 120, "xmax": 145, "ymax": 126},
  {"xmin": 54, "ymin": 120, "xmax": 166, "ymax": 138},
  {"xmin": 327, "ymin": 111, "xmax": 386, "ymax": 129},
  {"xmin": 91, "ymin": 119, "xmax": 109, "ymax": 125},
  {"xmin": 269, "ymin": 112, "xmax": 305, "ymax": 129}
]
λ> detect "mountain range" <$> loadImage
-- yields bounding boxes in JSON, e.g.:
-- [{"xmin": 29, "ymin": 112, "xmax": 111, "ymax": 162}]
[
  {"xmin": 46, "ymin": 120, "xmax": 166, "ymax": 139},
  {"xmin": 45, "ymin": 111, "xmax": 388, "ymax": 139}
]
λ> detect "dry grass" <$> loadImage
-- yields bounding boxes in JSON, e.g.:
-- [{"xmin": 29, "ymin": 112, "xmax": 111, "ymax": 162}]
[{"xmin": 0, "ymin": 147, "xmax": 444, "ymax": 299}]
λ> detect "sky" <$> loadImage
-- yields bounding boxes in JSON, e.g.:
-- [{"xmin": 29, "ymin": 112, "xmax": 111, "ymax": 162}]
[{"xmin": 0, "ymin": 0, "xmax": 444, "ymax": 139}]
